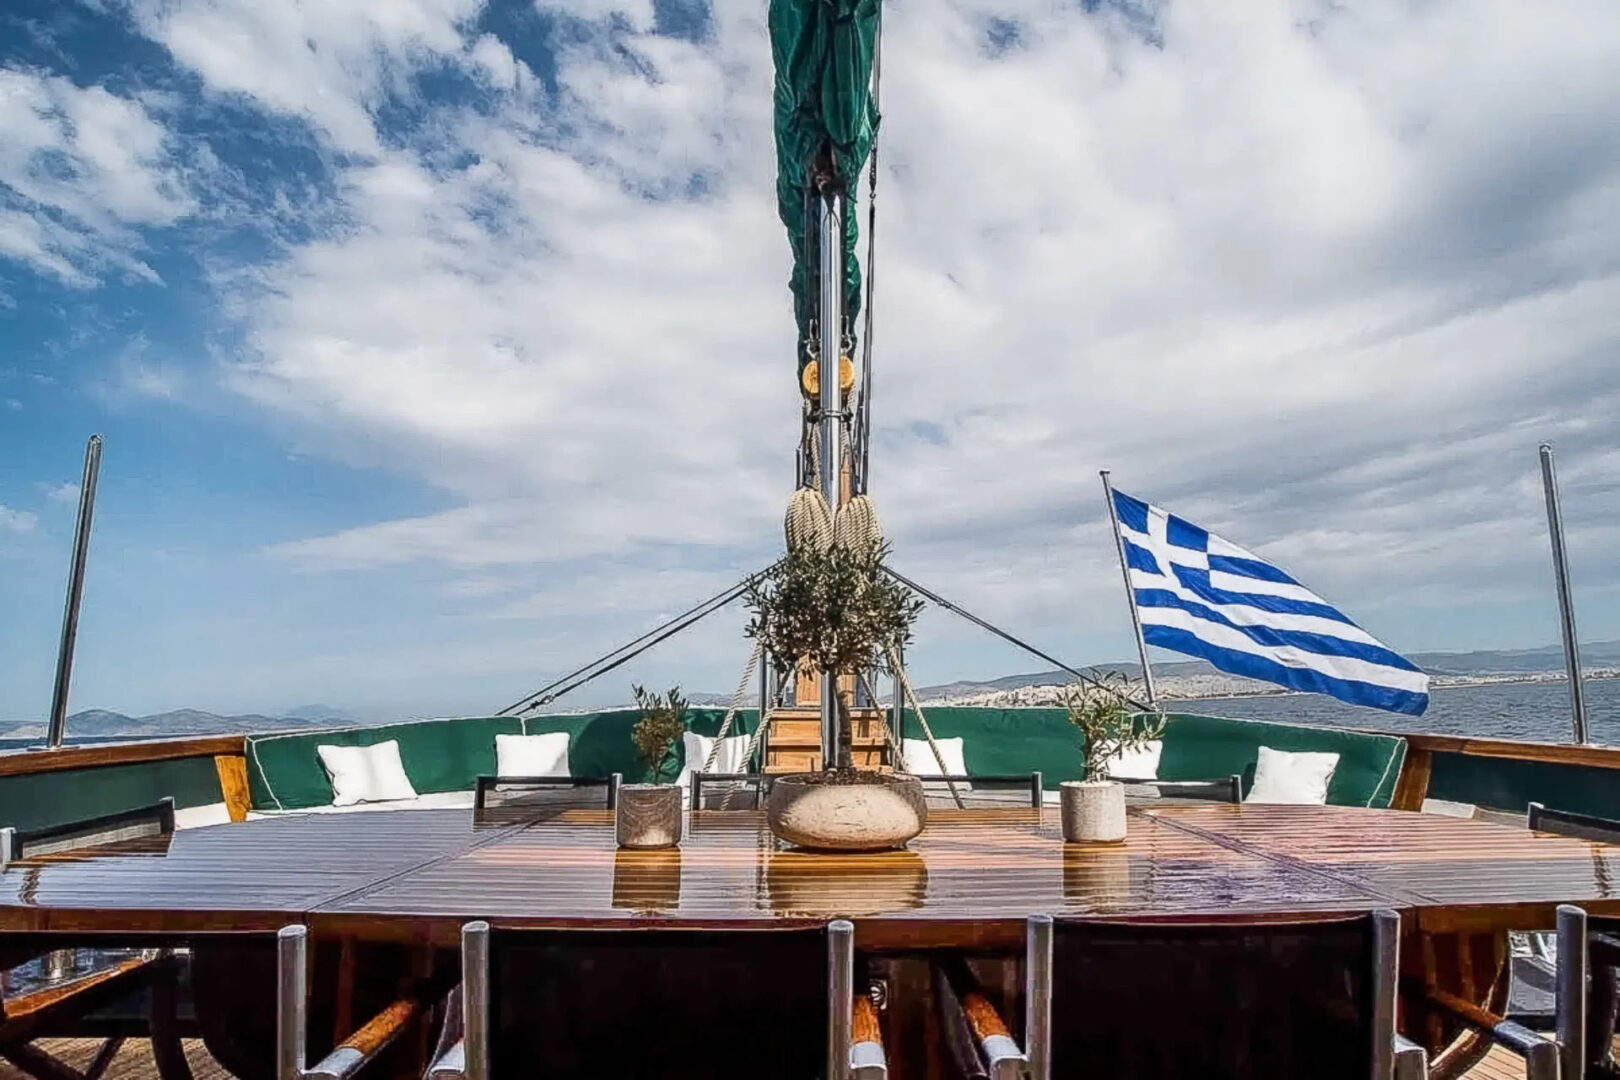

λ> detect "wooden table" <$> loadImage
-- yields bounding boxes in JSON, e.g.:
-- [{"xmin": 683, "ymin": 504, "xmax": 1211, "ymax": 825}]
[
  {"xmin": 6, "ymin": 802, "xmax": 1618, "ymax": 1079},
  {"xmin": 3, "ymin": 802, "xmax": 1617, "ymax": 944}
]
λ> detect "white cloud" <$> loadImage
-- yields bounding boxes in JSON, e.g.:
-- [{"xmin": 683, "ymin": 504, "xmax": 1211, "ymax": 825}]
[
  {"xmin": 40, "ymin": 482, "xmax": 79, "ymax": 504},
  {"xmin": 0, "ymin": 69, "xmax": 196, "ymax": 285},
  {"xmin": 132, "ymin": 0, "xmax": 496, "ymax": 155},
  {"xmin": 0, "ymin": 506, "xmax": 38, "ymax": 535},
  {"xmin": 143, "ymin": 0, "xmax": 1620, "ymax": 683}
]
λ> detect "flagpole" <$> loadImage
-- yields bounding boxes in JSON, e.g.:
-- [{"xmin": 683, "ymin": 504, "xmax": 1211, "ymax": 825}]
[
  {"xmin": 1539, "ymin": 443, "xmax": 1588, "ymax": 744},
  {"xmin": 1100, "ymin": 470, "xmax": 1159, "ymax": 711}
]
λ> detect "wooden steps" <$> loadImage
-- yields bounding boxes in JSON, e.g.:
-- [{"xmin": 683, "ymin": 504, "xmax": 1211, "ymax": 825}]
[{"xmin": 762, "ymin": 707, "xmax": 893, "ymax": 773}]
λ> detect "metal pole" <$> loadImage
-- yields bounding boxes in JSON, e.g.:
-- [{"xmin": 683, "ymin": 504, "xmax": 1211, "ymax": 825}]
[
  {"xmin": 46, "ymin": 435, "xmax": 103, "ymax": 748},
  {"xmin": 1099, "ymin": 470, "xmax": 1158, "ymax": 710},
  {"xmin": 828, "ymin": 919, "xmax": 854, "ymax": 1080},
  {"xmin": 819, "ymin": 191, "xmax": 845, "ymax": 769},
  {"xmin": 1539, "ymin": 443, "xmax": 1588, "ymax": 744}
]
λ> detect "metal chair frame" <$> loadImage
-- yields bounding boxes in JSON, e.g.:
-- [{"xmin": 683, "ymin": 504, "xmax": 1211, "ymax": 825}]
[
  {"xmin": 1528, "ymin": 801, "xmax": 1620, "ymax": 844},
  {"xmin": 917, "ymin": 774, "xmax": 1044, "ymax": 809},
  {"xmin": 471, "ymin": 775, "xmax": 620, "ymax": 812},
  {"xmin": 690, "ymin": 771, "xmax": 775, "ymax": 810},
  {"xmin": 1110, "ymin": 775, "xmax": 1244, "ymax": 803},
  {"xmin": 0, "ymin": 798, "xmax": 184, "ymax": 1080},
  {"xmin": 0, "ymin": 798, "xmax": 175, "ymax": 871}
]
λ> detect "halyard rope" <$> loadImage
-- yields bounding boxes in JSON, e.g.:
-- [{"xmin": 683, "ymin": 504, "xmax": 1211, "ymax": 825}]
[{"xmin": 885, "ymin": 643, "xmax": 965, "ymax": 809}]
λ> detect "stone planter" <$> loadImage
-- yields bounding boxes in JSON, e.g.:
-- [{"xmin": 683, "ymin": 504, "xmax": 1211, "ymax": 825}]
[
  {"xmin": 766, "ymin": 772, "xmax": 927, "ymax": 851},
  {"xmin": 1059, "ymin": 780, "xmax": 1126, "ymax": 843},
  {"xmin": 616, "ymin": 783, "xmax": 683, "ymax": 849}
]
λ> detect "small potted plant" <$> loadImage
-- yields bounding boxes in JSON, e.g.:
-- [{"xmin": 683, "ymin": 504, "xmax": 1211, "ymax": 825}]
[
  {"xmin": 617, "ymin": 684, "xmax": 689, "ymax": 849},
  {"xmin": 1060, "ymin": 676, "xmax": 1164, "ymax": 843},
  {"xmin": 745, "ymin": 538, "xmax": 929, "ymax": 850}
]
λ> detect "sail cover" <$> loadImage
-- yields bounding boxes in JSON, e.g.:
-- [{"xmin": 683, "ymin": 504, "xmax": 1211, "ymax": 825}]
[{"xmin": 770, "ymin": 0, "xmax": 880, "ymax": 369}]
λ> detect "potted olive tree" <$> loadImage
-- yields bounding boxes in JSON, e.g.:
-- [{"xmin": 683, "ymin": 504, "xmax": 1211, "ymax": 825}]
[
  {"xmin": 1060, "ymin": 677, "xmax": 1164, "ymax": 843},
  {"xmin": 617, "ymin": 684, "xmax": 688, "ymax": 849},
  {"xmin": 745, "ymin": 540, "xmax": 927, "ymax": 850}
]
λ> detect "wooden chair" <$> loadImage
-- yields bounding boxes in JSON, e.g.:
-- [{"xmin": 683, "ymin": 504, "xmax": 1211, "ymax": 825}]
[
  {"xmin": 472, "ymin": 775, "xmax": 620, "ymax": 812},
  {"xmin": 425, "ymin": 918, "xmax": 887, "ymax": 1080},
  {"xmin": 276, "ymin": 925, "xmax": 435, "ymax": 1080},
  {"xmin": 933, "ymin": 956, "xmax": 1026, "ymax": 1080},
  {"xmin": 0, "ymin": 799, "xmax": 190, "ymax": 1080},
  {"xmin": 1415, "ymin": 902, "xmax": 1581, "ymax": 1080},
  {"xmin": 1006, "ymin": 909, "xmax": 1427, "ymax": 1080}
]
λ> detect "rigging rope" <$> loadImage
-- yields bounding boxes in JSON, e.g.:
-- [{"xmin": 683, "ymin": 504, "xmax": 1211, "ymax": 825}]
[
  {"xmin": 701, "ymin": 640, "xmax": 764, "ymax": 774},
  {"xmin": 879, "ymin": 565, "xmax": 1154, "ymax": 712},
  {"xmin": 855, "ymin": 3, "xmax": 881, "ymax": 495},
  {"xmin": 497, "ymin": 565, "xmax": 774, "ymax": 716},
  {"xmin": 884, "ymin": 643, "xmax": 965, "ymax": 809}
]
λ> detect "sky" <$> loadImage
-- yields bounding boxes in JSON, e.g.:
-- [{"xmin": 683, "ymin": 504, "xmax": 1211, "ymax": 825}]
[{"xmin": 1, "ymin": 0, "xmax": 1618, "ymax": 724}]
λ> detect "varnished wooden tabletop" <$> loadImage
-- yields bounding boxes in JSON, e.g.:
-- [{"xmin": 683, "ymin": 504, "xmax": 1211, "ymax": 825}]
[{"xmin": 4, "ymin": 803, "xmax": 1618, "ymax": 947}]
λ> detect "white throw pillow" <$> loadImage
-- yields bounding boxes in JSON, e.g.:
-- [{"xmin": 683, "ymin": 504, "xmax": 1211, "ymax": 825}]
[
  {"xmin": 902, "ymin": 737, "xmax": 971, "ymax": 790},
  {"xmin": 496, "ymin": 732, "xmax": 572, "ymax": 778},
  {"xmin": 1245, "ymin": 746, "xmax": 1339, "ymax": 805},
  {"xmin": 317, "ymin": 740, "xmax": 417, "ymax": 807},
  {"xmin": 676, "ymin": 731, "xmax": 753, "ymax": 788},
  {"xmin": 1104, "ymin": 739, "xmax": 1163, "ymax": 781}
]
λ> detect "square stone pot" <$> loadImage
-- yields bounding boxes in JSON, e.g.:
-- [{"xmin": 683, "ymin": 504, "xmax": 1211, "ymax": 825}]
[{"xmin": 616, "ymin": 783, "xmax": 683, "ymax": 849}]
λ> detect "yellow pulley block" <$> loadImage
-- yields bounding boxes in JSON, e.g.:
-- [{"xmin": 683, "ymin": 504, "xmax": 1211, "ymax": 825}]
[{"xmin": 801, "ymin": 356, "xmax": 856, "ymax": 399}]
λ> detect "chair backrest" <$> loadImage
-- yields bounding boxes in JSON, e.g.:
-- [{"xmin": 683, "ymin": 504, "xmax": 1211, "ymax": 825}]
[
  {"xmin": 690, "ymin": 772, "xmax": 774, "ymax": 810},
  {"xmin": 921, "ymin": 774, "xmax": 1044, "ymax": 809},
  {"xmin": 466, "ymin": 922, "xmax": 838, "ymax": 1080},
  {"xmin": 1528, "ymin": 802, "xmax": 1620, "ymax": 844},
  {"xmin": 1115, "ymin": 775, "xmax": 1244, "ymax": 803},
  {"xmin": 1029, "ymin": 910, "xmax": 1398, "ymax": 1080},
  {"xmin": 0, "ymin": 797, "xmax": 175, "ymax": 869},
  {"xmin": 472, "ymin": 775, "xmax": 620, "ymax": 812}
]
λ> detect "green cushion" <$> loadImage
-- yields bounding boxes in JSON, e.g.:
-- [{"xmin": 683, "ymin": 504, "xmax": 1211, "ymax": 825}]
[
  {"xmin": 246, "ymin": 709, "xmax": 765, "ymax": 809},
  {"xmin": 903, "ymin": 708, "xmax": 1406, "ymax": 808},
  {"xmin": 246, "ymin": 717, "xmax": 523, "ymax": 810}
]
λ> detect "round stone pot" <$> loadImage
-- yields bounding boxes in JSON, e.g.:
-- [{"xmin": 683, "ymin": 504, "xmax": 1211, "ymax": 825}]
[
  {"xmin": 766, "ymin": 771, "xmax": 927, "ymax": 852},
  {"xmin": 616, "ymin": 783, "xmax": 683, "ymax": 849},
  {"xmin": 1060, "ymin": 780, "xmax": 1126, "ymax": 844}
]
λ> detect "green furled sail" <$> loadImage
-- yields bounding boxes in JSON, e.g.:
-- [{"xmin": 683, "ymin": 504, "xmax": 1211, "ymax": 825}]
[{"xmin": 770, "ymin": 0, "xmax": 880, "ymax": 369}]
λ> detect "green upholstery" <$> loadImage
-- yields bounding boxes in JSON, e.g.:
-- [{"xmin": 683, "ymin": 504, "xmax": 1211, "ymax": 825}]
[
  {"xmin": 246, "ymin": 717, "xmax": 522, "ymax": 810},
  {"xmin": 245, "ymin": 709, "xmax": 763, "ymax": 810},
  {"xmin": 905, "ymin": 708, "xmax": 1406, "ymax": 808},
  {"xmin": 244, "ymin": 707, "xmax": 1402, "ymax": 811}
]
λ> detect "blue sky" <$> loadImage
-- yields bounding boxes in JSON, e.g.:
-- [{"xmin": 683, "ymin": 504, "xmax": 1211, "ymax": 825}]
[{"xmin": 3, "ymin": 0, "xmax": 1619, "ymax": 724}]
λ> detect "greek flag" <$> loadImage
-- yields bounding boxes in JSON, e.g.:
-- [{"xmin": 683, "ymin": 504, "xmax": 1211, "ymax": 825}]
[{"xmin": 1110, "ymin": 490, "xmax": 1430, "ymax": 715}]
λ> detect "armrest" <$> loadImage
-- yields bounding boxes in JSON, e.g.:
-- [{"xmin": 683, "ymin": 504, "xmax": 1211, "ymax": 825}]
[
  {"xmin": 1392, "ymin": 1034, "xmax": 1428, "ymax": 1080},
  {"xmin": 1424, "ymin": 987, "xmax": 1559, "ymax": 1080},
  {"xmin": 849, "ymin": 993, "xmax": 887, "ymax": 1080},
  {"xmin": 937, "ymin": 959, "xmax": 1026, "ymax": 1080},
  {"xmin": 425, "ymin": 1039, "xmax": 465, "ymax": 1080},
  {"xmin": 304, "ymin": 997, "xmax": 425, "ymax": 1080}
]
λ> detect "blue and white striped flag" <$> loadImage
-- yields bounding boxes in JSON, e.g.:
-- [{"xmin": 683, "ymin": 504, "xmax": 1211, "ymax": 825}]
[{"xmin": 1110, "ymin": 490, "xmax": 1429, "ymax": 715}]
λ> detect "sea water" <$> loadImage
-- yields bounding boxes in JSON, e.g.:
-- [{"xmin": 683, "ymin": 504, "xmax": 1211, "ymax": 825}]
[{"xmin": 1192, "ymin": 676, "xmax": 1620, "ymax": 745}]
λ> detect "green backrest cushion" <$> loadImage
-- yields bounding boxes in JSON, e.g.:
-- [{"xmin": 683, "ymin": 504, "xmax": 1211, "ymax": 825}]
[
  {"xmin": 246, "ymin": 709, "xmax": 762, "ymax": 809},
  {"xmin": 907, "ymin": 708, "xmax": 1406, "ymax": 808}
]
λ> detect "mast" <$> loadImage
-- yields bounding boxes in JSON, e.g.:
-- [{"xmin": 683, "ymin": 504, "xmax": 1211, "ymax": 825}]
[
  {"xmin": 818, "ymin": 188, "xmax": 846, "ymax": 769},
  {"xmin": 1539, "ymin": 443, "xmax": 1588, "ymax": 744},
  {"xmin": 46, "ymin": 434, "xmax": 102, "ymax": 749}
]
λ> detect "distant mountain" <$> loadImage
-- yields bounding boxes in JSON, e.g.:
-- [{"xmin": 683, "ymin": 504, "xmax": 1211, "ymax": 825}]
[
  {"xmin": 911, "ymin": 640, "xmax": 1620, "ymax": 702},
  {"xmin": 0, "ymin": 708, "xmax": 359, "ymax": 740}
]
